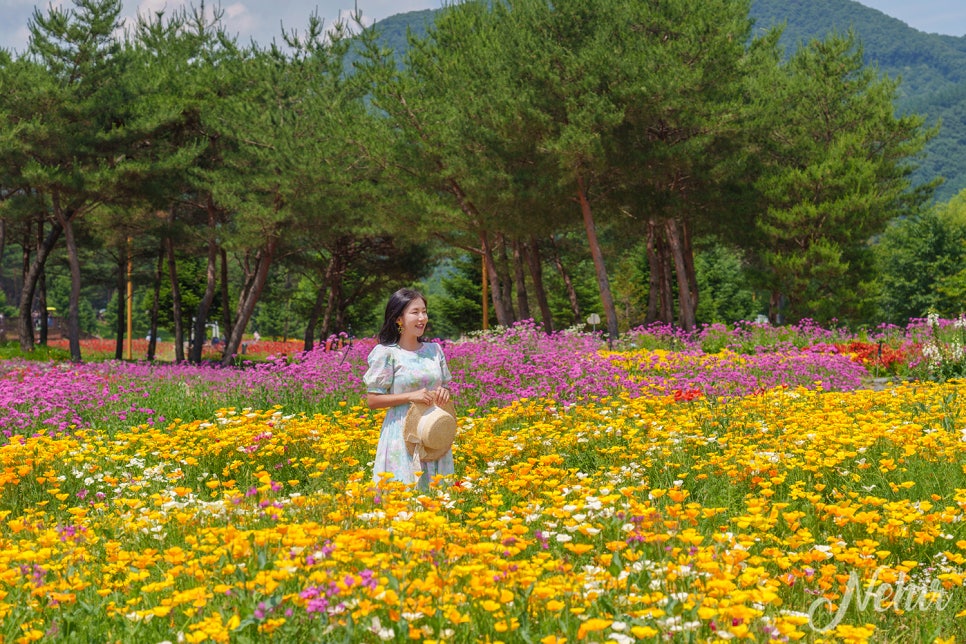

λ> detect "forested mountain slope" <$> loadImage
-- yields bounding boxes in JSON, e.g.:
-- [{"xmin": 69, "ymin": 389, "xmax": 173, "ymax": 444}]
[
  {"xmin": 375, "ymin": 1, "xmax": 966, "ymax": 202},
  {"xmin": 752, "ymin": 0, "xmax": 966, "ymax": 201}
]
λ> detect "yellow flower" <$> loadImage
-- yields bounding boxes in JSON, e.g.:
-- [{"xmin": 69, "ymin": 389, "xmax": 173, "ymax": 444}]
[
  {"xmin": 540, "ymin": 636, "xmax": 566, "ymax": 644},
  {"xmin": 631, "ymin": 626, "xmax": 658, "ymax": 639},
  {"xmin": 576, "ymin": 618, "xmax": 611, "ymax": 639}
]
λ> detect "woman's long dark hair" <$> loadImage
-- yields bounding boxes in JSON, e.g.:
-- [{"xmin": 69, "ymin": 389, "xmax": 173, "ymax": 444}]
[{"xmin": 377, "ymin": 288, "xmax": 427, "ymax": 346}]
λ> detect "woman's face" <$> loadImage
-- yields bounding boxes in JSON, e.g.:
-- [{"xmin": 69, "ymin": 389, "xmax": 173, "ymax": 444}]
[{"xmin": 397, "ymin": 297, "xmax": 428, "ymax": 338}]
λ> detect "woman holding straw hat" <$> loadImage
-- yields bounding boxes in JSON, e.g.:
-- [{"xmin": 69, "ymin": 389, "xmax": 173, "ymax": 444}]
[{"xmin": 363, "ymin": 288, "xmax": 455, "ymax": 488}]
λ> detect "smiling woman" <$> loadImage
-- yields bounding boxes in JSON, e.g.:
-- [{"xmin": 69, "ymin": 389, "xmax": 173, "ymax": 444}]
[{"xmin": 363, "ymin": 288, "xmax": 454, "ymax": 489}]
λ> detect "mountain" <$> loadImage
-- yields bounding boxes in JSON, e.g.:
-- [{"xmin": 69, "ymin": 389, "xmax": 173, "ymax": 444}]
[
  {"xmin": 371, "ymin": 0, "xmax": 966, "ymax": 203},
  {"xmin": 752, "ymin": 0, "xmax": 966, "ymax": 202}
]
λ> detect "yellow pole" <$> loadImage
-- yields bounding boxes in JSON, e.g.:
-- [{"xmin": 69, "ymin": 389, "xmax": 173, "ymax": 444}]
[
  {"xmin": 126, "ymin": 239, "xmax": 133, "ymax": 360},
  {"xmin": 481, "ymin": 253, "xmax": 489, "ymax": 331}
]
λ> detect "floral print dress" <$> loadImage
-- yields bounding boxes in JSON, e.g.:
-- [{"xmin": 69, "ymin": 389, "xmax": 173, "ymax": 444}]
[{"xmin": 363, "ymin": 342, "xmax": 453, "ymax": 487}]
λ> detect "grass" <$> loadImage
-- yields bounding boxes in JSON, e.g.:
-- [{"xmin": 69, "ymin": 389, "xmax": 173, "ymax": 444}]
[{"xmin": 0, "ymin": 341, "xmax": 71, "ymax": 361}]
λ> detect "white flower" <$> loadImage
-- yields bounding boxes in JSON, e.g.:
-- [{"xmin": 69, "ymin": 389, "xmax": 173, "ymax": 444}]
[
  {"xmin": 369, "ymin": 617, "xmax": 394, "ymax": 641},
  {"xmin": 812, "ymin": 544, "xmax": 833, "ymax": 558}
]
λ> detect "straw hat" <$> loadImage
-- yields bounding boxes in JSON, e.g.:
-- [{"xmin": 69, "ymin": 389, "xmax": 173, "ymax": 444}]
[{"xmin": 403, "ymin": 400, "xmax": 457, "ymax": 462}]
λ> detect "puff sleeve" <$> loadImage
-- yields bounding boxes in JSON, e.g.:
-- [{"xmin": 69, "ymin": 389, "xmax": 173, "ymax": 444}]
[
  {"xmin": 436, "ymin": 344, "xmax": 452, "ymax": 387},
  {"xmin": 363, "ymin": 344, "xmax": 395, "ymax": 394}
]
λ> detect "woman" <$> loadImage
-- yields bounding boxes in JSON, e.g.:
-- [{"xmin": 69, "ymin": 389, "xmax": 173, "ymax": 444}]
[{"xmin": 363, "ymin": 288, "xmax": 453, "ymax": 487}]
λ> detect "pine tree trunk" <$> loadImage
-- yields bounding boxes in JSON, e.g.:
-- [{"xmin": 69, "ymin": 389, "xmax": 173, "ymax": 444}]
[
  {"xmin": 37, "ymin": 268, "xmax": 48, "ymax": 346},
  {"xmin": 52, "ymin": 195, "xmax": 82, "ymax": 362},
  {"xmin": 303, "ymin": 258, "xmax": 332, "ymax": 352},
  {"xmin": 147, "ymin": 245, "xmax": 164, "ymax": 362},
  {"xmin": 115, "ymin": 246, "xmax": 126, "ymax": 360},
  {"xmin": 680, "ymin": 218, "xmax": 699, "ymax": 324},
  {"xmin": 189, "ymin": 202, "xmax": 220, "ymax": 363},
  {"xmin": 320, "ymin": 248, "xmax": 345, "ymax": 342},
  {"xmin": 575, "ymin": 173, "xmax": 619, "ymax": 343},
  {"xmin": 221, "ymin": 238, "xmax": 277, "ymax": 366},
  {"xmin": 334, "ymin": 291, "xmax": 346, "ymax": 333},
  {"xmin": 320, "ymin": 289, "xmax": 333, "ymax": 342},
  {"xmin": 324, "ymin": 273, "xmax": 348, "ymax": 340},
  {"xmin": 548, "ymin": 235, "xmax": 580, "ymax": 324},
  {"xmin": 303, "ymin": 286, "xmax": 327, "ymax": 352},
  {"xmin": 526, "ymin": 236, "xmax": 554, "ymax": 332},
  {"xmin": 167, "ymin": 234, "xmax": 185, "ymax": 363},
  {"xmin": 513, "ymin": 239, "xmax": 531, "ymax": 321},
  {"xmin": 665, "ymin": 217, "xmax": 697, "ymax": 330},
  {"xmin": 497, "ymin": 235, "xmax": 517, "ymax": 322},
  {"xmin": 445, "ymin": 178, "xmax": 510, "ymax": 327},
  {"xmin": 220, "ymin": 248, "xmax": 232, "ymax": 343},
  {"xmin": 480, "ymin": 230, "xmax": 511, "ymax": 326},
  {"xmin": 646, "ymin": 218, "xmax": 675, "ymax": 324},
  {"xmin": 19, "ymin": 232, "xmax": 32, "ymax": 350},
  {"xmin": 35, "ymin": 222, "xmax": 49, "ymax": 346},
  {"xmin": 18, "ymin": 219, "xmax": 62, "ymax": 352},
  {"xmin": 646, "ymin": 219, "xmax": 660, "ymax": 322}
]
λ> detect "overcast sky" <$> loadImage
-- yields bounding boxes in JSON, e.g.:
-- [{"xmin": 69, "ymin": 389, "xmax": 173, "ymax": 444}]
[{"xmin": 1, "ymin": 0, "xmax": 965, "ymax": 54}]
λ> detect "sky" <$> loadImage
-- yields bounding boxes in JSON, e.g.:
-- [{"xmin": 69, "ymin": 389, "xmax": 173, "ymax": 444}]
[{"xmin": 1, "ymin": 0, "xmax": 966, "ymax": 54}]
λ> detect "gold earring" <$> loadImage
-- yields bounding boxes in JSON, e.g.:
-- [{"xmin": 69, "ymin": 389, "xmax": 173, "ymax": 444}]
[{"xmin": 396, "ymin": 321, "xmax": 403, "ymax": 334}]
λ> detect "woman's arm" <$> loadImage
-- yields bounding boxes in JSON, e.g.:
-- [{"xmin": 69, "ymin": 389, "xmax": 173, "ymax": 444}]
[{"xmin": 366, "ymin": 386, "xmax": 451, "ymax": 410}]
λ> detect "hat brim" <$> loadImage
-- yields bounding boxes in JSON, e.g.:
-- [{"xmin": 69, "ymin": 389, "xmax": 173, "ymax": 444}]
[{"xmin": 404, "ymin": 399, "xmax": 457, "ymax": 461}]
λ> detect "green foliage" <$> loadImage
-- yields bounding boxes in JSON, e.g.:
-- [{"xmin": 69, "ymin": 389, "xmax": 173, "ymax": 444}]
[
  {"xmin": 749, "ymin": 31, "xmax": 934, "ymax": 325},
  {"xmin": 1, "ymin": 0, "xmax": 962, "ymax": 345},
  {"xmin": 694, "ymin": 244, "xmax": 761, "ymax": 325},
  {"xmin": 251, "ymin": 270, "xmax": 309, "ymax": 342},
  {"xmin": 609, "ymin": 241, "xmax": 649, "ymax": 330},
  {"xmin": 874, "ymin": 191, "xmax": 966, "ymax": 323},
  {"xmin": 905, "ymin": 314, "xmax": 966, "ymax": 382},
  {"xmin": 750, "ymin": 0, "xmax": 966, "ymax": 202},
  {"xmin": 103, "ymin": 289, "xmax": 163, "ymax": 340},
  {"xmin": 45, "ymin": 274, "xmax": 97, "ymax": 334},
  {"xmin": 432, "ymin": 255, "xmax": 483, "ymax": 339}
]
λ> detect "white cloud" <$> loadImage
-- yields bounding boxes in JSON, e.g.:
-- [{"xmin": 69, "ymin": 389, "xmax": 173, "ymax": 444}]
[
  {"xmin": 222, "ymin": 2, "xmax": 247, "ymax": 19},
  {"xmin": 222, "ymin": 1, "xmax": 257, "ymax": 36}
]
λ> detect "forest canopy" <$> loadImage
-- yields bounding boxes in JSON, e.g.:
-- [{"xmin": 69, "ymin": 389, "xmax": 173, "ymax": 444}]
[{"xmin": 0, "ymin": 0, "xmax": 960, "ymax": 364}]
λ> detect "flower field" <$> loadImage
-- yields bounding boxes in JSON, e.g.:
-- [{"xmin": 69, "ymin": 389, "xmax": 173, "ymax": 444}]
[{"xmin": 2, "ymin": 320, "xmax": 966, "ymax": 642}]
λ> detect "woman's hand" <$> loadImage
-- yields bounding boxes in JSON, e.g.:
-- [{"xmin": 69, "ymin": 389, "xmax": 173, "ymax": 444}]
[
  {"xmin": 407, "ymin": 387, "xmax": 451, "ymax": 405},
  {"xmin": 432, "ymin": 387, "xmax": 451, "ymax": 405}
]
